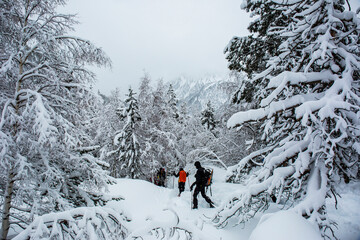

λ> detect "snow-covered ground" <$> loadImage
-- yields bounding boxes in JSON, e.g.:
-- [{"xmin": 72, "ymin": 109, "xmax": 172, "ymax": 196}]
[
  {"xmin": 327, "ymin": 181, "xmax": 360, "ymax": 240},
  {"xmin": 107, "ymin": 167, "xmax": 255, "ymax": 240},
  {"xmin": 106, "ymin": 167, "xmax": 360, "ymax": 239}
]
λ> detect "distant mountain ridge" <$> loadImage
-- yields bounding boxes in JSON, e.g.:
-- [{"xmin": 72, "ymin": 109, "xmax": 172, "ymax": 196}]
[{"xmin": 170, "ymin": 75, "xmax": 235, "ymax": 112}]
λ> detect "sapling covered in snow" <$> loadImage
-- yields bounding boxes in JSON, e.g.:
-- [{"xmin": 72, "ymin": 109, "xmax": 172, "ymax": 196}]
[
  {"xmin": 214, "ymin": 0, "xmax": 360, "ymax": 237},
  {"xmin": 0, "ymin": 0, "xmax": 117, "ymax": 238}
]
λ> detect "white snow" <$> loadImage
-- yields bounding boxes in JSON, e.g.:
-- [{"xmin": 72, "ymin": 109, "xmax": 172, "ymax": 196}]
[
  {"xmin": 249, "ymin": 210, "xmax": 322, "ymax": 240},
  {"xmin": 101, "ymin": 167, "xmax": 360, "ymax": 240},
  {"xmin": 106, "ymin": 167, "xmax": 255, "ymax": 240},
  {"xmin": 327, "ymin": 181, "xmax": 360, "ymax": 240},
  {"xmin": 8, "ymin": 166, "xmax": 360, "ymax": 239}
]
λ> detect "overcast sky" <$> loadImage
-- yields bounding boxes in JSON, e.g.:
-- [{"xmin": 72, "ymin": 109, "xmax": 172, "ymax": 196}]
[
  {"xmin": 62, "ymin": 0, "xmax": 360, "ymax": 95},
  {"xmin": 62, "ymin": 0, "xmax": 249, "ymax": 95}
]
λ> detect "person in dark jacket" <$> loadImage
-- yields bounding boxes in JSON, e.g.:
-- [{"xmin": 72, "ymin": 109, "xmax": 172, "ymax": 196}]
[
  {"xmin": 173, "ymin": 168, "xmax": 188, "ymax": 196},
  {"xmin": 190, "ymin": 161, "xmax": 214, "ymax": 209},
  {"xmin": 156, "ymin": 168, "xmax": 166, "ymax": 187}
]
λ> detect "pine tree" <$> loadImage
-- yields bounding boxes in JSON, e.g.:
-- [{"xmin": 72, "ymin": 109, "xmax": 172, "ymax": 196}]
[
  {"xmin": 149, "ymin": 81, "xmax": 175, "ymax": 167},
  {"xmin": 214, "ymin": 0, "xmax": 360, "ymax": 237},
  {"xmin": 178, "ymin": 103, "xmax": 189, "ymax": 124},
  {"xmin": 225, "ymin": 0, "xmax": 292, "ymax": 105},
  {"xmin": 166, "ymin": 84, "xmax": 179, "ymax": 119},
  {"xmin": 201, "ymin": 101, "xmax": 216, "ymax": 131},
  {"xmin": 152, "ymin": 79, "xmax": 168, "ymax": 128},
  {"xmin": 113, "ymin": 88, "xmax": 142, "ymax": 179},
  {"xmin": 0, "ymin": 1, "xmax": 113, "ymax": 238},
  {"xmin": 138, "ymin": 72, "xmax": 153, "ymax": 111}
]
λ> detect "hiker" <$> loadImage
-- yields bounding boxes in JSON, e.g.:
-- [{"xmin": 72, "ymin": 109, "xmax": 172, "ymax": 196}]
[
  {"xmin": 190, "ymin": 161, "xmax": 215, "ymax": 209},
  {"xmin": 156, "ymin": 167, "xmax": 166, "ymax": 187},
  {"xmin": 173, "ymin": 167, "xmax": 188, "ymax": 196}
]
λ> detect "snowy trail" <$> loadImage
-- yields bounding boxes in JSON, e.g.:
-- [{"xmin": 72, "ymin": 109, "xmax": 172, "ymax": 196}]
[
  {"xmin": 106, "ymin": 167, "xmax": 256, "ymax": 239},
  {"xmin": 105, "ymin": 168, "xmax": 360, "ymax": 240}
]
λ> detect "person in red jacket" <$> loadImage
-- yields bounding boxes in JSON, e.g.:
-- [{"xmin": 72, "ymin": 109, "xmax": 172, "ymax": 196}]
[{"xmin": 173, "ymin": 168, "xmax": 188, "ymax": 196}]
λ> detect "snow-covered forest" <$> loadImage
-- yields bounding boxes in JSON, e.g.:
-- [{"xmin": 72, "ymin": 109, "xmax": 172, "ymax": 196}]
[{"xmin": 0, "ymin": 0, "xmax": 359, "ymax": 239}]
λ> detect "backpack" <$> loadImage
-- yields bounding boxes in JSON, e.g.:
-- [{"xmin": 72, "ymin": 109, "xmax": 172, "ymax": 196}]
[{"xmin": 203, "ymin": 168, "xmax": 213, "ymax": 187}]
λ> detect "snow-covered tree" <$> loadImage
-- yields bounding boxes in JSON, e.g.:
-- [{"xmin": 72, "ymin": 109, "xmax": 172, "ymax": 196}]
[
  {"xmin": 138, "ymin": 72, "xmax": 153, "ymax": 111},
  {"xmin": 166, "ymin": 84, "xmax": 179, "ymax": 119},
  {"xmin": 178, "ymin": 103, "xmax": 189, "ymax": 124},
  {"xmin": 152, "ymin": 79, "xmax": 168, "ymax": 128},
  {"xmin": 225, "ymin": 0, "xmax": 293, "ymax": 105},
  {"xmin": 224, "ymin": 0, "xmax": 290, "ymax": 77},
  {"xmin": 0, "ymin": 0, "xmax": 114, "ymax": 238},
  {"xmin": 201, "ymin": 101, "xmax": 216, "ymax": 131},
  {"xmin": 146, "ymin": 80, "xmax": 181, "ymax": 170},
  {"xmin": 214, "ymin": 0, "xmax": 360, "ymax": 237},
  {"xmin": 112, "ymin": 88, "xmax": 142, "ymax": 179},
  {"xmin": 93, "ymin": 89, "xmax": 125, "ymax": 166}
]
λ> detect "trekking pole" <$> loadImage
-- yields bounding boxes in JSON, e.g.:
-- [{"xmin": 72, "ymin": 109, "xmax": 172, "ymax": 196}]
[
  {"xmin": 187, "ymin": 175, "xmax": 190, "ymax": 190},
  {"xmin": 190, "ymin": 182, "xmax": 193, "ymax": 210},
  {"xmin": 187, "ymin": 175, "xmax": 192, "ymax": 209}
]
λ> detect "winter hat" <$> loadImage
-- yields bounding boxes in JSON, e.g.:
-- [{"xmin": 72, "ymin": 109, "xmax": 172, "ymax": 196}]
[{"xmin": 194, "ymin": 161, "xmax": 201, "ymax": 168}]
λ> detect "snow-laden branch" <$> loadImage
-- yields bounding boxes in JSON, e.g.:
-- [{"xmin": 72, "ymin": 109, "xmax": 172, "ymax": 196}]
[
  {"xmin": 218, "ymin": 0, "xmax": 360, "ymax": 237},
  {"xmin": 263, "ymin": 70, "xmax": 336, "ymax": 104},
  {"xmin": 213, "ymin": 166, "xmax": 295, "ymax": 228},
  {"xmin": 0, "ymin": 53, "xmax": 14, "ymax": 74},
  {"xmin": 187, "ymin": 147, "xmax": 228, "ymax": 170},
  {"xmin": 225, "ymin": 146, "xmax": 273, "ymax": 183},
  {"xmin": 13, "ymin": 207, "xmax": 128, "ymax": 240},
  {"xmin": 227, "ymin": 92, "xmax": 320, "ymax": 127}
]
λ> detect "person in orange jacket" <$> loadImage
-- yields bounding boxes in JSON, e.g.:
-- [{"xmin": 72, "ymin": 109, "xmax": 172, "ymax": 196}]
[{"xmin": 173, "ymin": 167, "xmax": 188, "ymax": 196}]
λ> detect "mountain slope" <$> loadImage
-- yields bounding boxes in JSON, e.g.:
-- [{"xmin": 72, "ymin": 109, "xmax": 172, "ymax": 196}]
[{"xmin": 171, "ymin": 75, "xmax": 235, "ymax": 112}]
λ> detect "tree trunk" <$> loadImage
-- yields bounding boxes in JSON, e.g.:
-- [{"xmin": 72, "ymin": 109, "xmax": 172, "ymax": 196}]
[
  {"xmin": 1, "ymin": 53, "xmax": 23, "ymax": 239},
  {"xmin": 1, "ymin": 171, "xmax": 15, "ymax": 240},
  {"xmin": 2, "ymin": 59, "xmax": 23, "ymax": 239}
]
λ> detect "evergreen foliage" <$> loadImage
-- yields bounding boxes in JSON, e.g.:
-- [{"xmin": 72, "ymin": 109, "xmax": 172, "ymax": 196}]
[
  {"xmin": 215, "ymin": 0, "xmax": 360, "ymax": 237},
  {"xmin": 112, "ymin": 88, "xmax": 142, "ymax": 179},
  {"xmin": 225, "ymin": 0, "xmax": 291, "ymax": 104},
  {"xmin": 166, "ymin": 84, "xmax": 179, "ymax": 119},
  {"xmin": 201, "ymin": 101, "xmax": 216, "ymax": 131}
]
